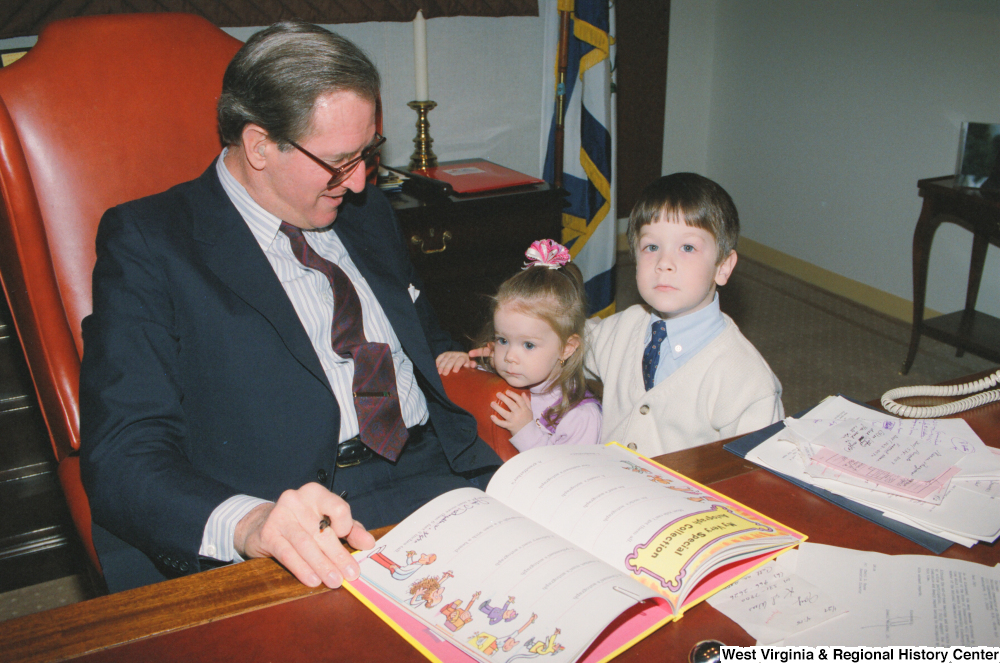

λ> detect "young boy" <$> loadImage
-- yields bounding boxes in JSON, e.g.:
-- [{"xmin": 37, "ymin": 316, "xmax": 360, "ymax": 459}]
[{"xmin": 587, "ymin": 173, "xmax": 783, "ymax": 456}]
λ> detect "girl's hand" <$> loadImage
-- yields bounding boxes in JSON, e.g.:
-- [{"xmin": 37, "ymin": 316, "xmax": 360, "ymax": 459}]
[
  {"xmin": 490, "ymin": 390, "xmax": 533, "ymax": 435},
  {"xmin": 436, "ymin": 351, "xmax": 475, "ymax": 375},
  {"xmin": 468, "ymin": 343, "xmax": 494, "ymax": 360}
]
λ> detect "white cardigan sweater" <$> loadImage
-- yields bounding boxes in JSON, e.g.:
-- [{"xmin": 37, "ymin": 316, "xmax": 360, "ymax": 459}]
[{"xmin": 587, "ymin": 305, "xmax": 784, "ymax": 456}]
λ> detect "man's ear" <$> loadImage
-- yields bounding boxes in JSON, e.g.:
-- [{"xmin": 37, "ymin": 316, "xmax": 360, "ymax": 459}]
[
  {"xmin": 561, "ymin": 334, "xmax": 582, "ymax": 361},
  {"xmin": 715, "ymin": 250, "xmax": 738, "ymax": 287},
  {"xmin": 241, "ymin": 124, "xmax": 270, "ymax": 171}
]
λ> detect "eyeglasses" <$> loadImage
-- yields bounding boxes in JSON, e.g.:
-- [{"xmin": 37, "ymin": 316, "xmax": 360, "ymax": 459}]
[{"xmin": 286, "ymin": 133, "xmax": 386, "ymax": 189}]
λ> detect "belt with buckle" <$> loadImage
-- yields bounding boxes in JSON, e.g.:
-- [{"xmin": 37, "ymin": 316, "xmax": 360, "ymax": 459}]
[{"xmin": 336, "ymin": 436, "xmax": 374, "ymax": 468}]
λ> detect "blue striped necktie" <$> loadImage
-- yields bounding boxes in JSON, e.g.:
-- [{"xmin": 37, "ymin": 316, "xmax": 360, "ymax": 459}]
[
  {"xmin": 642, "ymin": 320, "xmax": 667, "ymax": 391},
  {"xmin": 279, "ymin": 222, "xmax": 407, "ymax": 461}
]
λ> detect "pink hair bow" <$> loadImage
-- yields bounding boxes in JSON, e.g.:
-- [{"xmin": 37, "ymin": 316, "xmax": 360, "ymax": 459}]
[{"xmin": 523, "ymin": 239, "xmax": 571, "ymax": 270}]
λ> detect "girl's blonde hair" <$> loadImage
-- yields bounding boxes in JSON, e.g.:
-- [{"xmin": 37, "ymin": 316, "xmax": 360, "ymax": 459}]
[{"xmin": 477, "ymin": 260, "xmax": 600, "ymax": 429}]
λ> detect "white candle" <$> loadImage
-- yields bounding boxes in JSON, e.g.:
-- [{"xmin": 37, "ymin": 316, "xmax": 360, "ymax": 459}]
[{"xmin": 413, "ymin": 10, "xmax": 429, "ymax": 101}]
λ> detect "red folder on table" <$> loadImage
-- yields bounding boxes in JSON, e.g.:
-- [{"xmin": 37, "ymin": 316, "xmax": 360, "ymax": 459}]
[{"xmin": 412, "ymin": 159, "xmax": 544, "ymax": 194}]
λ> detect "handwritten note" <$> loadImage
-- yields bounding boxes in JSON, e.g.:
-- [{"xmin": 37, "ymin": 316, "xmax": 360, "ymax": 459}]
[
  {"xmin": 753, "ymin": 433, "xmax": 1000, "ymax": 542},
  {"xmin": 810, "ymin": 447, "xmax": 960, "ymax": 501},
  {"xmin": 780, "ymin": 542, "xmax": 1000, "ymax": 647},
  {"xmin": 708, "ymin": 551, "xmax": 843, "ymax": 645},
  {"xmin": 787, "ymin": 397, "xmax": 987, "ymax": 456},
  {"xmin": 811, "ymin": 419, "xmax": 964, "ymax": 482},
  {"xmin": 963, "ymin": 478, "xmax": 1000, "ymax": 499}
]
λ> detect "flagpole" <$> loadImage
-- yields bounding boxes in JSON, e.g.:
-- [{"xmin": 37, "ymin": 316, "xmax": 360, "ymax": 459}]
[{"xmin": 553, "ymin": 8, "xmax": 571, "ymax": 189}]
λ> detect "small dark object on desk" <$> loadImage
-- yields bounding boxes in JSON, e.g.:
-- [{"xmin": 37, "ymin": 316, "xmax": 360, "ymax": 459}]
[
  {"xmin": 981, "ymin": 152, "xmax": 1000, "ymax": 197},
  {"xmin": 381, "ymin": 163, "xmax": 454, "ymax": 198},
  {"xmin": 690, "ymin": 639, "xmax": 725, "ymax": 663}
]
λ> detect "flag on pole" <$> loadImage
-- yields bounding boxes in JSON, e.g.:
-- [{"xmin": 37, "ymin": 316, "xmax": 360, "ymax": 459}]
[{"xmin": 540, "ymin": 0, "xmax": 616, "ymax": 318}]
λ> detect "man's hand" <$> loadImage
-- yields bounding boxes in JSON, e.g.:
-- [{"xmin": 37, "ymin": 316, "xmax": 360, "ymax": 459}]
[
  {"xmin": 436, "ymin": 351, "xmax": 476, "ymax": 375},
  {"xmin": 234, "ymin": 482, "xmax": 375, "ymax": 588},
  {"xmin": 490, "ymin": 390, "xmax": 533, "ymax": 435}
]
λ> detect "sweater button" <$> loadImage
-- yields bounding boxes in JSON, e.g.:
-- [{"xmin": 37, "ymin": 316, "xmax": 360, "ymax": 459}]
[
  {"xmin": 627, "ymin": 442, "xmax": 638, "ymax": 450},
  {"xmin": 639, "ymin": 405, "xmax": 650, "ymax": 414}
]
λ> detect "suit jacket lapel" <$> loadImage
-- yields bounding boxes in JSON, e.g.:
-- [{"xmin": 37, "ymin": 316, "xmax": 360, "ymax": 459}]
[{"xmin": 190, "ymin": 164, "xmax": 332, "ymax": 392}]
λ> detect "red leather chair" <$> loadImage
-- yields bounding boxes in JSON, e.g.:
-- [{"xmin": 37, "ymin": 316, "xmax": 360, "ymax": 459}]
[
  {"xmin": 439, "ymin": 368, "xmax": 525, "ymax": 462},
  {"xmin": 0, "ymin": 14, "xmax": 245, "ymax": 574},
  {"xmin": 0, "ymin": 13, "xmax": 517, "ymax": 578}
]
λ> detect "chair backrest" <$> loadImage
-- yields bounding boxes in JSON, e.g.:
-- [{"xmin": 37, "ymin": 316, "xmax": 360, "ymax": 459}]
[
  {"xmin": 440, "ymin": 369, "xmax": 526, "ymax": 462},
  {"xmin": 0, "ymin": 13, "xmax": 243, "ymax": 464},
  {"xmin": 0, "ymin": 13, "xmax": 243, "ymax": 574},
  {"xmin": 0, "ymin": 13, "xmax": 387, "ymax": 576}
]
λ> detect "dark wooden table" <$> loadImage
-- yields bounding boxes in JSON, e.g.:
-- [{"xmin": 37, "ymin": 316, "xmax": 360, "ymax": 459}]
[
  {"xmin": 3, "ymin": 395, "xmax": 998, "ymax": 662},
  {"xmin": 902, "ymin": 176, "xmax": 1000, "ymax": 373},
  {"xmin": 390, "ymin": 179, "xmax": 566, "ymax": 345}
]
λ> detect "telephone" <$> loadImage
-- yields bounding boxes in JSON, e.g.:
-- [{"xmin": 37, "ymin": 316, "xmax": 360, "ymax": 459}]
[{"xmin": 881, "ymin": 368, "xmax": 1000, "ymax": 418}]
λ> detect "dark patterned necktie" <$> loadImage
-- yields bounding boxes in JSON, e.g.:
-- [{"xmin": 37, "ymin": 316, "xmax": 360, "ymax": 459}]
[
  {"xmin": 279, "ymin": 222, "xmax": 407, "ymax": 461},
  {"xmin": 642, "ymin": 319, "xmax": 667, "ymax": 391}
]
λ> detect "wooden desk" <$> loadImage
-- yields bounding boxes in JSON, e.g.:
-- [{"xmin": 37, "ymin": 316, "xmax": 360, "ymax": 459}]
[
  {"xmin": 902, "ymin": 176, "xmax": 1000, "ymax": 373},
  {"xmin": 391, "ymin": 182, "xmax": 565, "ymax": 344},
  {"xmin": 3, "ymin": 399, "xmax": 998, "ymax": 662}
]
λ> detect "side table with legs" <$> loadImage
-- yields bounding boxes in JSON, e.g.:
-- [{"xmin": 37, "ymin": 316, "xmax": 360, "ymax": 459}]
[{"xmin": 902, "ymin": 176, "xmax": 1000, "ymax": 374}]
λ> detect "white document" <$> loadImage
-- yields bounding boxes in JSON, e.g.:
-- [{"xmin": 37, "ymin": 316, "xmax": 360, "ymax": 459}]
[
  {"xmin": 749, "ymin": 431, "xmax": 1000, "ymax": 542},
  {"xmin": 963, "ymin": 478, "xmax": 1000, "ymax": 499},
  {"xmin": 779, "ymin": 543, "xmax": 1000, "ymax": 646},
  {"xmin": 787, "ymin": 397, "xmax": 991, "ymax": 456},
  {"xmin": 810, "ymin": 418, "xmax": 964, "ymax": 482},
  {"xmin": 791, "ymin": 429, "xmax": 952, "ymax": 505},
  {"xmin": 707, "ymin": 549, "xmax": 844, "ymax": 645}
]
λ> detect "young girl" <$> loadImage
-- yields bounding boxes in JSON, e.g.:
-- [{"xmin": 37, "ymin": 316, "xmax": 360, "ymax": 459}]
[{"xmin": 436, "ymin": 239, "xmax": 602, "ymax": 449}]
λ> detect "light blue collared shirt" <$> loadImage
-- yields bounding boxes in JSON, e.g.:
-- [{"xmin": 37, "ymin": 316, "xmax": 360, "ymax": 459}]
[{"xmin": 644, "ymin": 293, "xmax": 726, "ymax": 387}]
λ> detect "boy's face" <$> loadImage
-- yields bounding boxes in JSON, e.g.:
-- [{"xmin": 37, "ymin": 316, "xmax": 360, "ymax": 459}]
[{"xmin": 634, "ymin": 215, "xmax": 737, "ymax": 319}]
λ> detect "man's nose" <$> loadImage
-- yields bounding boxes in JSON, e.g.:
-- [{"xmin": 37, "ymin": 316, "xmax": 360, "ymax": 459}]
[{"xmin": 343, "ymin": 161, "xmax": 368, "ymax": 193}]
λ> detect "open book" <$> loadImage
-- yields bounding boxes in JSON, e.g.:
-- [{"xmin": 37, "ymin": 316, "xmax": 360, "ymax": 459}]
[{"xmin": 343, "ymin": 444, "xmax": 805, "ymax": 663}]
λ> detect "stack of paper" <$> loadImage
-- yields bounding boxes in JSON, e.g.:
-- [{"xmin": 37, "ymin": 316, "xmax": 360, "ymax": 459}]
[
  {"xmin": 708, "ymin": 542, "xmax": 1000, "ymax": 646},
  {"xmin": 748, "ymin": 396, "xmax": 1000, "ymax": 546},
  {"xmin": 376, "ymin": 168, "xmax": 404, "ymax": 193}
]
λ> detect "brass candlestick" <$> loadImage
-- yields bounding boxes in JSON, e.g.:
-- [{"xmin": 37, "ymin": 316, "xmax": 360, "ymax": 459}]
[{"xmin": 407, "ymin": 100, "xmax": 438, "ymax": 171}]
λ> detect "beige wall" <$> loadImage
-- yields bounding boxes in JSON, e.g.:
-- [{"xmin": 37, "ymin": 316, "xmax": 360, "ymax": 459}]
[
  {"xmin": 8, "ymin": 3, "xmax": 999, "ymax": 322},
  {"xmin": 1, "ymin": 15, "xmax": 549, "ymax": 179},
  {"xmin": 663, "ymin": 0, "xmax": 1000, "ymax": 321},
  {"xmin": 226, "ymin": 16, "xmax": 547, "ymax": 179}
]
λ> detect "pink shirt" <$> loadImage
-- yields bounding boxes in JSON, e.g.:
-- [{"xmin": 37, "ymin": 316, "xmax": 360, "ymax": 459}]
[{"xmin": 509, "ymin": 384, "xmax": 603, "ymax": 451}]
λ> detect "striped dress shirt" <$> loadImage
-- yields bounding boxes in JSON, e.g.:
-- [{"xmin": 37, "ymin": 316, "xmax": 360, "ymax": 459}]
[{"xmin": 199, "ymin": 152, "xmax": 428, "ymax": 562}]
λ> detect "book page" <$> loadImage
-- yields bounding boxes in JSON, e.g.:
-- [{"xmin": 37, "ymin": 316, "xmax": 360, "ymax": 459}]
[
  {"xmin": 347, "ymin": 487, "xmax": 671, "ymax": 663},
  {"xmin": 780, "ymin": 543, "xmax": 1000, "ymax": 646},
  {"xmin": 485, "ymin": 444, "xmax": 804, "ymax": 613}
]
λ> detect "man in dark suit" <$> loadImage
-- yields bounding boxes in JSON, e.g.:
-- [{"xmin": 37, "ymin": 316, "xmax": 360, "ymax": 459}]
[{"xmin": 79, "ymin": 21, "xmax": 499, "ymax": 593}]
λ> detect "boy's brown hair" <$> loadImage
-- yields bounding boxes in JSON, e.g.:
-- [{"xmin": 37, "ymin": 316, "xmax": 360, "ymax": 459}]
[{"xmin": 626, "ymin": 172, "xmax": 739, "ymax": 264}]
